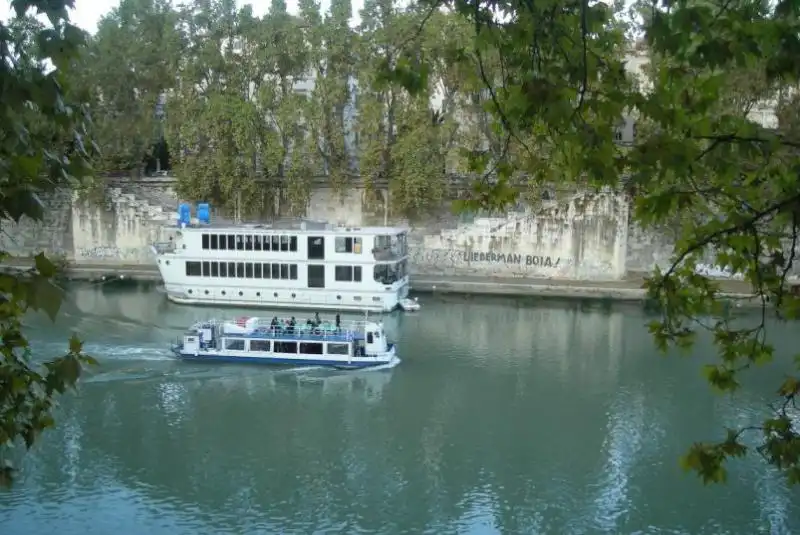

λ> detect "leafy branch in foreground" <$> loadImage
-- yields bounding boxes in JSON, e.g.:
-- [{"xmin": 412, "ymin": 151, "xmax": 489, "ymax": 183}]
[
  {"xmin": 0, "ymin": 0, "xmax": 97, "ymax": 487},
  {"xmin": 393, "ymin": 0, "xmax": 800, "ymax": 484}
]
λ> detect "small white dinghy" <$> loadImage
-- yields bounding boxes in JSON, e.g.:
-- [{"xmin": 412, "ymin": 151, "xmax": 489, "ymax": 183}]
[{"xmin": 399, "ymin": 297, "xmax": 421, "ymax": 312}]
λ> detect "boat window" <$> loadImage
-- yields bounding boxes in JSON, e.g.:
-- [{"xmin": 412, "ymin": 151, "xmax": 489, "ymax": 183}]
[
  {"xmin": 211, "ymin": 262, "xmax": 219, "ymax": 277},
  {"xmin": 263, "ymin": 235, "xmax": 271, "ymax": 251},
  {"xmin": 249, "ymin": 340, "xmax": 270, "ymax": 352},
  {"xmin": 280, "ymin": 235, "xmax": 289, "ymax": 251},
  {"xmin": 335, "ymin": 236, "xmax": 362, "ymax": 254},
  {"xmin": 271, "ymin": 235, "xmax": 279, "ymax": 250},
  {"xmin": 210, "ymin": 234, "xmax": 218, "ymax": 249},
  {"xmin": 254, "ymin": 235, "xmax": 262, "ymax": 251},
  {"xmin": 236, "ymin": 262, "xmax": 244, "ymax": 278},
  {"xmin": 219, "ymin": 262, "xmax": 228, "ymax": 277},
  {"xmin": 308, "ymin": 264, "xmax": 325, "ymax": 288},
  {"xmin": 254, "ymin": 263, "xmax": 262, "ymax": 278},
  {"xmin": 227, "ymin": 234, "xmax": 235, "ymax": 249},
  {"xmin": 354, "ymin": 266, "xmax": 362, "ymax": 282},
  {"xmin": 218, "ymin": 234, "xmax": 226, "ymax": 250},
  {"xmin": 300, "ymin": 342, "xmax": 323, "ymax": 355},
  {"xmin": 335, "ymin": 265, "xmax": 351, "ymax": 281},
  {"xmin": 274, "ymin": 341, "xmax": 298, "ymax": 353},
  {"xmin": 271, "ymin": 263, "xmax": 280, "ymax": 278},
  {"xmin": 290, "ymin": 264, "xmax": 298, "ymax": 280},
  {"xmin": 245, "ymin": 263, "xmax": 253, "ymax": 278},
  {"xmin": 262, "ymin": 263, "xmax": 271, "ymax": 279},
  {"xmin": 225, "ymin": 339, "xmax": 245, "ymax": 351},
  {"xmin": 326, "ymin": 343, "xmax": 350, "ymax": 355},
  {"xmin": 234, "ymin": 235, "xmax": 243, "ymax": 250},
  {"xmin": 202, "ymin": 261, "xmax": 210, "ymax": 277},
  {"xmin": 185, "ymin": 261, "xmax": 201, "ymax": 276},
  {"xmin": 373, "ymin": 261, "xmax": 406, "ymax": 284},
  {"xmin": 280, "ymin": 264, "xmax": 288, "ymax": 279},
  {"xmin": 245, "ymin": 235, "xmax": 253, "ymax": 251},
  {"xmin": 308, "ymin": 236, "xmax": 325, "ymax": 259},
  {"xmin": 367, "ymin": 332, "xmax": 374, "ymax": 344},
  {"xmin": 202, "ymin": 233, "xmax": 209, "ymax": 250},
  {"xmin": 227, "ymin": 262, "xmax": 235, "ymax": 277},
  {"xmin": 290, "ymin": 236, "xmax": 298, "ymax": 252}
]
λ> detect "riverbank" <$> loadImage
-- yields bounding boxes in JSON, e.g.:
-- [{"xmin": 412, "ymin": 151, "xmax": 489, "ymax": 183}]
[{"xmin": 0, "ymin": 259, "xmax": 761, "ymax": 303}]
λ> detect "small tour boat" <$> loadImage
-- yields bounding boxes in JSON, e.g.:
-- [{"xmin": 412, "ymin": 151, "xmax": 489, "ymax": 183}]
[
  {"xmin": 399, "ymin": 297, "xmax": 420, "ymax": 312},
  {"xmin": 171, "ymin": 315, "xmax": 399, "ymax": 369}
]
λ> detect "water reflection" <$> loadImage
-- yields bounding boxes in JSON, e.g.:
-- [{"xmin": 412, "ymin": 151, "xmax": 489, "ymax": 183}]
[{"xmin": 1, "ymin": 286, "xmax": 798, "ymax": 534}]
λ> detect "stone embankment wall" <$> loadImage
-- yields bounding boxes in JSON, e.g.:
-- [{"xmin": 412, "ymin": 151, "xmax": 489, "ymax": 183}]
[{"xmin": 0, "ymin": 179, "xmax": 680, "ymax": 281}]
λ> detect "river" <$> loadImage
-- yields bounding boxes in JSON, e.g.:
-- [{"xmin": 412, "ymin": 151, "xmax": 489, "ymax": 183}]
[{"xmin": 0, "ymin": 282, "xmax": 798, "ymax": 534}]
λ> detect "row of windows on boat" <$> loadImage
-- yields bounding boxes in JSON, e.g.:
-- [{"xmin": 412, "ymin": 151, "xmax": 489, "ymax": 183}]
[
  {"xmin": 221, "ymin": 339, "xmax": 351, "ymax": 355},
  {"xmin": 200, "ymin": 233, "xmax": 364, "ymax": 254},
  {"xmin": 184, "ymin": 260, "xmax": 408, "ymax": 284}
]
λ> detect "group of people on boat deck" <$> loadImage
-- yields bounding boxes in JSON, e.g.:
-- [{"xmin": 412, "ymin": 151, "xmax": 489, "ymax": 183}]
[{"xmin": 267, "ymin": 313, "xmax": 342, "ymax": 335}]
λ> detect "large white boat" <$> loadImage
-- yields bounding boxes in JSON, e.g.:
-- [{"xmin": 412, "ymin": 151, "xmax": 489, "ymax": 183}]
[
  {"xmin": 151, "ymin": 203, "xmax": 410, "ymax": 312},
  {"xmin": 172, "ymin": 315, "xmax": 399, "ymax": 370}
]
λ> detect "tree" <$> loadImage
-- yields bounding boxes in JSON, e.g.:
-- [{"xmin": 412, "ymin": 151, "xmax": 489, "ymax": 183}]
[
  {"xmin": 81, "ymin": 0, "xmax": 184, "ymax": 174},
  {"xmin": 406, "ymin": 0, "xmax": 800, "ymax": 484},
  {"xmin": 0, "ymin": 0, "xmax": 97, "ymax": 486}
]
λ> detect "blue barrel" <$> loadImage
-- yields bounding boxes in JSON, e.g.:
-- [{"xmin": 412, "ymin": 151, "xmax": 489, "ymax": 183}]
[
  {"xmin": 197, "ymin": 203, "xmax": 210, "ymax": 224},
  {"xmin": 178, "ymin": 202, "xmax": 191, "ymax": 227}
]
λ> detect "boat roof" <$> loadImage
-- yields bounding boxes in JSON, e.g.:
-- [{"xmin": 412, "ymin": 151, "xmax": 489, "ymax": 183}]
[{"xmin": 174, "ymin": 219, "xmax": 408, "ymax": 235}]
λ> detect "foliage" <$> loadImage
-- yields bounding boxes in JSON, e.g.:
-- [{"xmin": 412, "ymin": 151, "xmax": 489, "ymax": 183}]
[
  {"xmin": 0, "ymin": 0, "xmax": 96, "ymax": 486},
  {"xmin": 394, "ymin": 0, "xmax": 800, "ymax": 485}
]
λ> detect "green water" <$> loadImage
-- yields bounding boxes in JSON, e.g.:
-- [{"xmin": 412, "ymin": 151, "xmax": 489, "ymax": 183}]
[{"xmin": 0, "ymin": 283, "xmax": 797, "ymax": 534}]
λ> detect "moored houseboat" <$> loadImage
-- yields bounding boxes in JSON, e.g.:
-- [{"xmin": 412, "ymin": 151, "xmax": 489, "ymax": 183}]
[{"xmin": 152, "ymin": 203, "xmax": 410, "ymax": 312}]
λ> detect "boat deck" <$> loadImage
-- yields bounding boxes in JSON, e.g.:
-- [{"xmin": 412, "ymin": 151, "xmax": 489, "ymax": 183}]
[{"xmin": 223, "ymin": 328, "xmax": 361, "ymax": 342}]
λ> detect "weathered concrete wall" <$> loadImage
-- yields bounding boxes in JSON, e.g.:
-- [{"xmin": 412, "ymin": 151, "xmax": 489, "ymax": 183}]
[
  {"xmin": 0, "ymin": 189, "xmax": 73, "ymax": 258},
  {"xmin": 0, "ymin": 181, "xmax": 645, "ymax": 282},
  {"xmin": 0, "ymin": 186, "xmax": 172, "ymax": 265},
  {"xmin": 408, "ymin": 191, "xmax": 629, "ymax": 280}
]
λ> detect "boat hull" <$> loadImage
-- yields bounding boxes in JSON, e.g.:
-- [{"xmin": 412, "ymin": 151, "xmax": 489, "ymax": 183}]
[
  {"xmin": 164, "ymin": 291, "xmax": 395, "ymax": 313},
  {"xmin": 171, "ymin": 344, "xmax": 398, "ymax": 369}
]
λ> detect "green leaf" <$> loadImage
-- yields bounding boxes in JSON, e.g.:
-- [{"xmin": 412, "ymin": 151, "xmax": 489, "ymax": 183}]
[{"xmin": 34, "ymin": 252, "xmax": 57, "ymax": 278}]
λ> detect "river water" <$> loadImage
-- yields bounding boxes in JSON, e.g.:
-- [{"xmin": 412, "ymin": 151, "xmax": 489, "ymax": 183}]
[{"xmin": 0, "ymin": 282, "xmax": 798, "ymax": 534}]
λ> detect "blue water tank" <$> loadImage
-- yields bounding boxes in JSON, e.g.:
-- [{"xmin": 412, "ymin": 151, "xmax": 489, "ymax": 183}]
[
  {"xmin": 197, "ymin": 203, "xmax": 210, "ymax": 224},
  {"xmin": 178, "ymin": 203, "xmax": 191, "ymax": 227}
]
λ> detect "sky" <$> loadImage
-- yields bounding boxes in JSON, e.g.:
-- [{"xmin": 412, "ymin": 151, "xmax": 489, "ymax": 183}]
[{"xmin": 2, "ymin": 0, "xmax": 367, "ymax": 34}]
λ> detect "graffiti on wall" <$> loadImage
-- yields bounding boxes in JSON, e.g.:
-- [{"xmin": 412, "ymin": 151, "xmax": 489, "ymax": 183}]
[
  {"xmin": 77, "ymin": 246, "xmax": 122, "ymax": 259},
  {"xmin": 464, "ymin": 251, "xmax": 561, "ymax": 268}
]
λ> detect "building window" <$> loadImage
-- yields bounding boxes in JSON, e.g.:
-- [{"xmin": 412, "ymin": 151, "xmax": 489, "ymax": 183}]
[
  {"xmin": 335, "ymin": 236, "xmax": 362, "ymax": 254},
  {"xmin": 185, "ymin": 261, "xmax": 201, "ymax": 276},
  {"xmin": 202, "ymin": 234, "xmax": 209, "ymax": 250}
]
